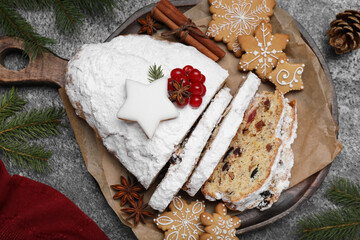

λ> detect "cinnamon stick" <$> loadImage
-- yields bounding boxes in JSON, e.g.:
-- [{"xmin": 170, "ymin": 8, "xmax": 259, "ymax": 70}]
[
  {"xmin": 152, "ymin": 7, "xmax": 219, "ymax": 61},
  {"xmin": 156, "ymin": 0, "xmax": 225, "ymax": 60}
]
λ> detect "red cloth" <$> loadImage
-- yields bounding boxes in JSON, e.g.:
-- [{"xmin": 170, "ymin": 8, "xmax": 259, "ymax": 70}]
[{"xmin": 0, "ymin": 160, "xmax": 109, "ymax": 240}]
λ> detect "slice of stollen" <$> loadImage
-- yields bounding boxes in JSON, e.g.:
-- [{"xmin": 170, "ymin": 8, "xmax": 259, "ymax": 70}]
[
  {"xmin": 65, "ymin": 35, "xmax": 228, "ymax": 189},
  {"xmin": 149, "ymin": 87, "xmax": 233, "ymax": 212},
  {"xmin": 202, "ymin": 92, "xmax": 297, "ymax": 211},
  {"xmin": 184, "ymin": 73, "xmax": 261, "ymax": 197}
]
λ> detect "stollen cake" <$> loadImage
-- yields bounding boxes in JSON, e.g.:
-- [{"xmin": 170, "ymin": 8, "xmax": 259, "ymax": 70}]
[
  {"xmin": 202, "ymin": 91, "xmax": 297, "ymax": 211},
  {"xmin": 184, "ymin": 73, "xmax": 261, "ymax": 196},
  {"xmin": 65, "ymin": 35, "xmax": 228, "ymax": 189},
  {"xmin": 149, "ymin": 88, "xmax": 233, "ymax": 212}
]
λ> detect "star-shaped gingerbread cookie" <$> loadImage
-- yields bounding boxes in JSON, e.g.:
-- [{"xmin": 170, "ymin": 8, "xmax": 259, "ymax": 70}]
[
  {"xmin": 117, "ymin": 78, "xmax": 179, "ymax": 138},
  {"xmin": 207, "ymin": 0, "xmax": 276, "ymax": 57},
  {"xmin": 154, "ymin": 196, "xmax": 205, "ymax": 240},
  {"xmin": 238, "ymin": 21, "xmax": 289, "ymax": 80},
  {"xmin": 200, "ymin": 203, "xmax": 241, "ymax": 240},
  {"xmin": 267, "ymin": 58, "xmax": 305, "ymax": 94}
]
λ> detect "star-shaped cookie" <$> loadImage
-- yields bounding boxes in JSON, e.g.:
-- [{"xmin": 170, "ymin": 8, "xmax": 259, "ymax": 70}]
[
  {"xmin": 200, "ymin": 203, "xmax": 241, "ymax": 240},
  {"xmin": 117, "ymin": 78, "xmax": 179, "ymax": 138},
  {"xmin": 267, "ymin": 58, "xmax": 305, "ymax": 94},
  {"xmin": 207, "ymin": 0, "xmax": 276, "ymax": 57},
  {"xmin": 154, "ymin": 196, "xmax": 205, "ymax": 240},
  {"xmin": 238, "ymin": 21, "xmax": 289, "ymax": 80}
]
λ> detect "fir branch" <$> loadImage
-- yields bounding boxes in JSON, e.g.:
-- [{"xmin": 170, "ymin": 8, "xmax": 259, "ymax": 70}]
[
  {"xmin": 0, "ymin": 87, "xmax": 27, "ymax": 121},
  {"xmin": 148, "ymin": 64, "xmax": 164, "ymax": 83},
  {"xmin": 297, "ymin": 207, "xmax": 360, "ymax": 240},
  {"xmin": 54, "ymin": 0, "xmax": 85, "ymax": 34},
  {"xmin": 327, "ymin": 177, "xmax": 360, "ymax": 207},
  {"xmin": 0, "ymin": 1, "xmax": 55, "ymax": 60},
  {"xmin": 0, "ymin": 138, "xmax": 51, "ymax": 172},
  {"xmin": 0, "ymin": 107, "xmax": 64, "ymax": 141},
  {"xmin": 8, "ymin": 0, "xmax": 52, "ymax": 10}
]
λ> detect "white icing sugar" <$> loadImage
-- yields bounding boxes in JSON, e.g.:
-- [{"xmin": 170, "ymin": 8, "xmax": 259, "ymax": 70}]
[
  {"xmin": 185, "ymin": 73, "xmax": 261, "ymax": 196},
  {"xmin": 149, "ymin": 88, "xmax": 233, "ymax": 212},
  {"xmin": 224, "ymin": 97, "xmax": 297, "ymax": 211},
  {"xmin": 65, "ymin": 35, "xmax": 228, "ymax": 189}
]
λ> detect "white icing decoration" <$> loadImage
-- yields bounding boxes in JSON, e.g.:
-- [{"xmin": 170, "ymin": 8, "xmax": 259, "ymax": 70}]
[
  {"xmin": 117, "ymin": 78, "xmax": 178, "ymax": 138},
  {"xmin": 240, "ymin": 22, "xmax": 285, "ymax": 77},
  {"xmin": 276, "ymin": 66, "xmax": 304, "ymax": 87},
  {"xmin": 157, "ymin": 196, "xmax": 204, "ymax": 240},
  {"xmin": 207, "ymin": 0, "xmax": 273, "ymax": 54}
]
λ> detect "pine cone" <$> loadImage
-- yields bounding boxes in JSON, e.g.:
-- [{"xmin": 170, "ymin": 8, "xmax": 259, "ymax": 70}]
[{"xmin": 327, "ymin": 10, "xmax": 360, "ymax": 54}]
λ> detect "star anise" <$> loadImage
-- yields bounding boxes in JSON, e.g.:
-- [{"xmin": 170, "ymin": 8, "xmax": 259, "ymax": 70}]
[
  {"xmin": 137, "ymin": 14, "xmax": 162, "ymax": 35},
  {"xmin": 168, "ymin": 79, "xmax": 191, "ymax": 104},
  {"xmin": 110, "ymin": 176, "xmax": 144, "ymax": 206},
  {"xmin": 121, "ymin": 196, "xmax": 153, "ymax": 227}
]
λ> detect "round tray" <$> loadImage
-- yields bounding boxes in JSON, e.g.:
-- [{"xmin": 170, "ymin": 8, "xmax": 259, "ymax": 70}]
[{"xmin": 106, "ymin": 0, "xmax": 338, "ymax": 235}]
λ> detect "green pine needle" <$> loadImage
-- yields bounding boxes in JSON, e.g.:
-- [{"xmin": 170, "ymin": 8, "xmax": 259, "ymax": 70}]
[
  {"xmin": 297, "ymin": 207, "xmax": 360, "ymax": 240},
  {"xmin": 0, "ymin": 107, "xmax": 64, "ymax": 141},
  {"xmin": 0, "ymin": 139, "xmax": 52, "ymax": 172},
  {"xmin": 0, "ymin": 1, "xmax": 56, "ymax": 60},
  {"xmin": 327, "ymin": 177, "xmax": 360, "ymax": 207},
  {"xmin": 148, "ymin": 64, "xmax": 164, "ymax": 83},
  {"xmin": 0, "ymin": 87, "xmax": 27, "ymax": 121},
  {"xmin": 8, "ymin": 0, "xmax": 52, "ymax": 10},
  {"xmin": 54, "ymin": 0, "xmax": 85, "ymax": 34},
  {"xmin": 0, "ymin": 88, "xmax": 64, "ymax": 172}
]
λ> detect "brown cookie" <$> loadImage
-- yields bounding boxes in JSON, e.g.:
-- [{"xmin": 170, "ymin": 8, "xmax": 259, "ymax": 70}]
[
  {"xmin": 200, "ymin": 203, "xmax": 241, "ymax": 240},
  {"xmin": 207, "ymin": 0, "xmax": 276, "ymax": 57},
  {"xmin": 238, "ymin": 21, "xmax": 290, "ymax": 80},
  {"xmin": 154, "ymin": 196, "xmax": 205, "ymax": 240},
  {"xmin": 267, "ymin": 58, "xmax": 305, "ymax": 94}
]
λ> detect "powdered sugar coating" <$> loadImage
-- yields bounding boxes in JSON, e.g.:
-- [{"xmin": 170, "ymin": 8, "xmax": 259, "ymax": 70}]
[
  {"xmin": 185, "ymin": 73, "xmax": 261, "ymax": 196},
  {"xmin": 65, "ymin": 35, "xmax": 228, "ymax": 189},
  {"xmin": 149, "ymin": 88, "xmax": 233, "ymax": 212}
]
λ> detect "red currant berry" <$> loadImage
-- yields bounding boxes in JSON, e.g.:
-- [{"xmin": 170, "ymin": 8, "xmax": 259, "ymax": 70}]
[
  {"xmin": 190, "ymin": 96, "xmax": 202, "ymax": 108},
  {"xmin": 177, "ymin": 97, "xmax": 189, "ymax": 108},
  {"xmin": 183, "ymin": 65, "xmax": 194, "ymax": 75},
  {"xmin": 188, "ymin": 69, "xmax": 202, "ymax": 82},
  {"xmin": 175, "ymin": 76, "xmax": 190, "ymax": 86},
  {"xmin": 190, "ymin": 82, "xmax": 204, "ymax": 96},
  {"xmin": 199, "ymin": 74, "xmax": 206, "ymax": 84},
  {"xmin": 168, "ymin": 78, "xmax": 174, "ymax": 90},
  {"xmin": 200, "ymin": 84, "xmax": 206, "ymax": 97},
  {"xmin": 171, "ymin": 68, "xmax": 185, "ymax": 80}
]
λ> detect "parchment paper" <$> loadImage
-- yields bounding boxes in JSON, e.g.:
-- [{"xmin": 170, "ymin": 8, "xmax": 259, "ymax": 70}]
[{"xmin": 59, "ymin": 0, "xmax": 342, "ymax": 238}]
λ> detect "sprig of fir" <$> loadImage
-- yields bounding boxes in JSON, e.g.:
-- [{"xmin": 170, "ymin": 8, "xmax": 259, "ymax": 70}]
[
  {"xmin": 0, "ymin": 87, "xmax": 64, "ymax": 172},
  {"xmin": 297, "ymin": 177, "xmax": 360, "ymax": 240},
  {"xmin": 0, "ymin": 0, "xmax": 118, "ymax": 59},
  {"xmin": 148, "ymin": 64, "xmax": 164, "ymax": 83}
]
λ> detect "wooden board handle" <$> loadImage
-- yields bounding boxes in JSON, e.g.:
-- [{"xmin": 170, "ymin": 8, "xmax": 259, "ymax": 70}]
[{"xmin": 0, "ymin": 36, "xmax": 68, "ymax": 88}]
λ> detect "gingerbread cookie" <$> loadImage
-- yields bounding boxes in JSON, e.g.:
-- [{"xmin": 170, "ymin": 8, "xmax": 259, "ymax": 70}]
[
  {"xmin": 267, "ymin": 58, "xmax": 305, "ymax": 94},
  {"xmin": 154, "ymin": 196, "xmax": 205, "ymax": 240},
  {"xmin": 238, "ymin": 21, "xmax": 290, "ymax": 80},
  {"xmin": 200, "ymin": 203, "xmax": 241, "ymax": 240},
  {"xmin": 207, "ymin": 0, "xmax": 276, "ymax": 57}
]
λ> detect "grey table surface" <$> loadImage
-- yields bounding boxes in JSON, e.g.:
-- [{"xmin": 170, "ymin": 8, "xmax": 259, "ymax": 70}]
[{"xmin": 1, "ymin": 0, "xmax": 359, "ymax": 239}]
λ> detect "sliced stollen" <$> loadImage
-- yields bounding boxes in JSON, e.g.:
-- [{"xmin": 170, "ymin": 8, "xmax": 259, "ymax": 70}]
[
  {"xmin": 65, "ymin": 35, "xmax": 228, "ymax": 189},
  {"xmin": 184, "ymin": 73, "xmax": 261, "ymax": 196},
  {"xmin": 202, "ymin": 91, "xmax": 297, "ymax": 211},
  {"xmin": 149, "ymin": 88, "xmax": 233, "ymax": 212}
]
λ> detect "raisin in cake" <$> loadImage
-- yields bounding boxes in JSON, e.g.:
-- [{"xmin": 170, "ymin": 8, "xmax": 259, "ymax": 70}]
[
  {"xmin": 149, "ymin": 88, "xmax": 233, "ymax": 212},
  {"xmin": 202, "ymin": 91, "xmax": 297, "ymax": 211},
  {"xmin": 65, "ymin": 35, "xmax": 228, "ymax": 189},
  {"xmin": 184, "ymin": 73, "xmax": 261, "ymax": 196}
]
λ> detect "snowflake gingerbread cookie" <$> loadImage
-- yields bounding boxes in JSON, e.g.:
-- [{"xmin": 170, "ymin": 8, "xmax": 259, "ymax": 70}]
[
  {"xmin": 267, "ymin": 58, "xmax": 305, "ymax": 94},
  {"xmin": 238, "ymin": 21, "xmax": 289, "ymax": 80},
  {"xmin": 200, "ymin": 203, "xmax": 241, "ymax": 240},
  {"xmin": 154, "ymin": 196, "xmax": 205, "ymax": 240},
  {"xmin": 207, "ymin": 0, "xmax": 276, "ymax": 57}
]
